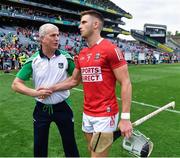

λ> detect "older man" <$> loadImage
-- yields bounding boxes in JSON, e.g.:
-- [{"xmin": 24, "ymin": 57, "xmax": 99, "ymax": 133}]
[{"xmin": 12, "ymin": 23, "xmax": 79, "ymax": 157}]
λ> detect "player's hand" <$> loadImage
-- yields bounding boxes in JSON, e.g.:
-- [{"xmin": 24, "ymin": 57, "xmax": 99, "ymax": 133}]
[
  {"xmin": 36, "ymin": 87, "xmax": 52, "ymax": 99},
  {"xmin": 48, "ymin": 85, "xmax": 56, "ymax": 93},
  {"xmin": 118, "ymin": 119, "xmax": 132, "ymax": 138}
]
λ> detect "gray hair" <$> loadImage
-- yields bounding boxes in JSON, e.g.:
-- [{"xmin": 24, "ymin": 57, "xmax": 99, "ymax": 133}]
[{"xmin": 39, "ymin": 23, "xmax": 59, "ymax": 38}]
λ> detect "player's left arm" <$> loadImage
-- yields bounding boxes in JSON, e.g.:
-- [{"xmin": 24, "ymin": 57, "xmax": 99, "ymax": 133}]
[
  {"xmin": 108, "ymin": 46, "xmax": 132, "ymax": 116},
  {"xmin": 113, "ymin": 64, "xmax": 132, "ymax": 138},
  {"xmin": 113, "ymin": 64, "xmax": 132, "ymax": 114}
]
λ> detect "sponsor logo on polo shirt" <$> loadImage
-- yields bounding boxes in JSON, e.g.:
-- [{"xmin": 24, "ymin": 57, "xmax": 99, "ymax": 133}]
[{"xmin": 81, "ymin": 66, "xmax": 103, "ymax": 82}]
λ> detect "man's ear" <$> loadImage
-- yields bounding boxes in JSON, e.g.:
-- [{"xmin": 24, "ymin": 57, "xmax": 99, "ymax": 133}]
[{"xmin": 93, "ymin": 20, "xmax": 99, "ymax": 30}]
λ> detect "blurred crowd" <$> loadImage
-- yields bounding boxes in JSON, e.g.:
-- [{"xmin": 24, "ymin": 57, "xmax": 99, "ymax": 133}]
[
  {"xmin": 116, "ymin": 39, "xmax": 179, "ymax": 64},
  {"xmin": 0, "ymin": 25, "xmax": 83, "ymax": 71},
  {"xmin": 1, "ymin": 24, "xmax": 179, "ymax": 73}
]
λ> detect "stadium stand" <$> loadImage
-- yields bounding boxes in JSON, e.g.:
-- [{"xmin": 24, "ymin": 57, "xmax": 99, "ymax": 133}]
[
  {"xmin": 166, "ymin": 35, "xmax": 180, "ymax": 50},
  {"xmin": 0, "ymin": 0, "xmax": 179, "ymax": 71},
  {"xmin": 0, "ymin": 0, "xmax": 133, "ymax": 70},
  {"xmin": 171, "ymin": 35, "xmax": 180, "ymax": 45}
]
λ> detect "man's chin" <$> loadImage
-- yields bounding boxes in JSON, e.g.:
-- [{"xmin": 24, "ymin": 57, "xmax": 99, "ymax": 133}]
[
  {"xmin": 53, "ymin": 46, "xmax": 58, "ymax": 49},
  {"xmin": 81, "ymin": 35, "xmax": 87, "ymax": 39},
  {"xmin": 80, "ymin": 33, "xmax": 86, "ymax": 38}
]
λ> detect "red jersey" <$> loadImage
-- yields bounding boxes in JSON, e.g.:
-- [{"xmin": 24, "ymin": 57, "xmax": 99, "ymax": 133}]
[{"xmin": 76, "ymin": 38, "xmax": 127, "ymax": 116}]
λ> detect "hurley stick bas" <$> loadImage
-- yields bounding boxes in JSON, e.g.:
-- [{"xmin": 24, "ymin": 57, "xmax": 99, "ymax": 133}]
[{"xmin": 90, "ymin": 101, "xmax": 175, "ymax": 153}]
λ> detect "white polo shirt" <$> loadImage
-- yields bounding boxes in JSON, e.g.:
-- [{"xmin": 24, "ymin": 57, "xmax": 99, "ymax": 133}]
[{"xmin": 16, "ymin": 49, "xmax": 75, "ymax": 104}]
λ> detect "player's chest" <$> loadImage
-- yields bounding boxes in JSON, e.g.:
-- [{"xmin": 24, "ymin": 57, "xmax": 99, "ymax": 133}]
[{"xmin": 78, "ymin": 51, "xmax": 107, "ymax": 67}]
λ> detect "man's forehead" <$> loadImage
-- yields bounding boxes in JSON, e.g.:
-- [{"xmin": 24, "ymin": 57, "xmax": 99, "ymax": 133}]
[
  {"xmin": 46, "ymin": 28, "xmax": 59, "ymax": 34},
  {"xmin": 48, "ymin": 27, "xmax": 59, "ymax": 31}
]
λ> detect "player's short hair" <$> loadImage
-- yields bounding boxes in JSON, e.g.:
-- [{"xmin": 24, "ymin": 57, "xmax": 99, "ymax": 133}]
[
  {"xmin": 80, "ymin": 10, "xmax": 104, "ymax": 29},
  {"xmin": 39, "ymin": 23, "xmax": 58, "ymax": 38}
]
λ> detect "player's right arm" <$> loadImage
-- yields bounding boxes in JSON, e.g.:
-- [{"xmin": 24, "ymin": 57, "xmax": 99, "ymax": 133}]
[{"xmin": 49, "ymin": 68, "xmax": 81, "ymax": 92}]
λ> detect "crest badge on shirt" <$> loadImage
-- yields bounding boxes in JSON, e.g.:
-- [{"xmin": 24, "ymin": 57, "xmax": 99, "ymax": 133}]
[
  {"xmin": 95, "ymin": 53, "xmax": 101, "ymax": 60},
  {"xmin": 58, "ymin": 63, "xmax": 64, "ymax": 69}
]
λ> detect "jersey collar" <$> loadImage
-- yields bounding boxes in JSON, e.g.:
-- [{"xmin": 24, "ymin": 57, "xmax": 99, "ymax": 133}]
[
  {"xmin": 96, "ymin": 38, "xmax": 104, "ymax": 45},
  {"xmin": 39, "ymin": 49, "xmax": 60, "ymax": 59},
  {"xmin": 87, "ymin": 38, "xmax": 104, "ymax": 48}
]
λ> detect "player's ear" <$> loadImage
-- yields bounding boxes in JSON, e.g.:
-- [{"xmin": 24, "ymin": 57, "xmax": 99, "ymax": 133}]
[{"xmin": 93, "ymin": 20, "xmax": 99, "ymax": 30}]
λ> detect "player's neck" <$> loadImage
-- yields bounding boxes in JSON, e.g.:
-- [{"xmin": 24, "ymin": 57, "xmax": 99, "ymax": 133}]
[{"xmin": 86, "ymin": 34, "xmax": 102, "ymax": 48}]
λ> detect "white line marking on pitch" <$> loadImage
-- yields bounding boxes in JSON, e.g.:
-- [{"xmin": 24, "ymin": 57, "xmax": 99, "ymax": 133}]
[
  {"xmin": 72, "ymin": 88, "xmax": 180, "ymax": 114},
  {"xmin": 2, "ymin": 73, "xmax": 180, "ymax": 114}
]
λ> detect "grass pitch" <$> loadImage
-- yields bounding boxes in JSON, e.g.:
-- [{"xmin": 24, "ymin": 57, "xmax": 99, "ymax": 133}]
[{"xmin": 0, "ymin": 63, "xmax": 180, "ymax": 157}]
